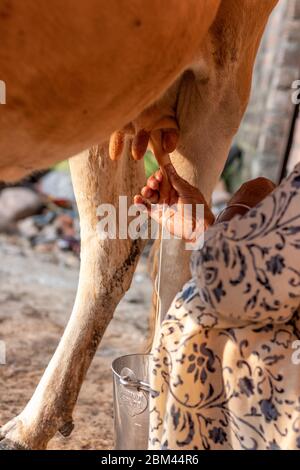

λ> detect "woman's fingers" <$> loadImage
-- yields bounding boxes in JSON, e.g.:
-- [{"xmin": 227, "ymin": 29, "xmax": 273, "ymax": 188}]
[
  {"xmin": 133, "ymin": 195, "xmax": 150, "ymax": 209},
  {"xmin": 141, "ymin": 186, "xmax": 160, "ymax": 203},
  {"xmin": 141, "ymin": 185, "xmax": 152, "ymax": 198},
  {"xmin": 133, "ymin": 196, "xmax": 163, "ymax": 225},
  {"xmin": 141, "ymin": 170, "xmax": 164, "ymax": 201},
  {"xmin": 147, "ymin": 169, "xmax": 163, "ymax": 189},
  {"xmin": 134, "ymin": 167, "xmax": 180, "ymax": 222},
  {"xmin": 154, "ymin": 169, "xmax": 163, "ymax": 182},
  {"xmin": 147, "ymin": 174, "xmax": 160, "ymax": 190}
]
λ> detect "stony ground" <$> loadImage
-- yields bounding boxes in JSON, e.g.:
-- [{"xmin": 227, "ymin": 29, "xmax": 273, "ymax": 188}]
[{"xmin": 0, "ymin": 235, "xmax": 152, "ymax": 450}]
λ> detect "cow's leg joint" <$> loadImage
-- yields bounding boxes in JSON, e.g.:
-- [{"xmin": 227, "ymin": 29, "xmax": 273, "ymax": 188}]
[{"xmin": 58, "ymin": 420, "xmax": 75, "ymax": 438}]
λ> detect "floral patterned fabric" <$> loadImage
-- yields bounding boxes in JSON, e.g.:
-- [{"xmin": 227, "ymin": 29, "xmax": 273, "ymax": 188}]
[{"xmin": 149, "ymin": 163, "xmax": 300, "ymax": 450}]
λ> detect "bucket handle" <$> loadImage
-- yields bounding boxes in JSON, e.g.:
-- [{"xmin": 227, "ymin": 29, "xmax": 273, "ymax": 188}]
[{"xmin": 120, "ymin": 375, "xmax": 152, "ymax": 394}]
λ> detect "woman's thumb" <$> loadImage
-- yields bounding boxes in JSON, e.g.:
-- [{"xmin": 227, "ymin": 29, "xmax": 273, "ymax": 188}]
[{"xmin": 165, "ymin": 163, "xmax": 185, "ymax": 193}]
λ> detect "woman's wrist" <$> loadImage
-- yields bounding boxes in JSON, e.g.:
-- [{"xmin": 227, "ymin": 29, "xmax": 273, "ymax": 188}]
[
  {"xmin": 204, "ymin": 205, "xmax": 215, "ymax": 229},
  {"xmin": 191, "ymin": 193, "xmax": 215, "ymax": 230},
  {"xmin": 183, "ymin": 202, "xmax": 215, "ymax": 243}
]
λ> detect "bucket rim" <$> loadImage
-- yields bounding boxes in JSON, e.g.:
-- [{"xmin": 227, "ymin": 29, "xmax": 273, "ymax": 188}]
[{"xmin": 111, "ymin": 353, "xmax": 152, "ymax": 379}]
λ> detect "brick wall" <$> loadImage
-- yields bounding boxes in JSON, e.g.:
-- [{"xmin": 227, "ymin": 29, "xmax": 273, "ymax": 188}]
[{"xmin": 236, "ymin": 0, "xmax": 300, "ymax": 183}]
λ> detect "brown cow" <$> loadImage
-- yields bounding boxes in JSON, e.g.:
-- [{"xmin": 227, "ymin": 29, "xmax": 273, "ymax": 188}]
[{"xmin": 0, "ymin": 0, "xmax": 278, "ymax": 449}]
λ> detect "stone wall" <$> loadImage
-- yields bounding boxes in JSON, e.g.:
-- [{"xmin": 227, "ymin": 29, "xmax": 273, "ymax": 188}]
[{"xmin": 236, "ymin": 0, "xmax": 300, "ymax": 183}]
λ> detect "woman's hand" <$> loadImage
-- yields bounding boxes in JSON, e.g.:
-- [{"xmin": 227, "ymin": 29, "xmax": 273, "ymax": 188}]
[
  {"xmin": 134, "ymin": 163, "xmax": 215, "ymax": 242},
  {"xmin": 217, "ymin": 177, "xmax": 276, "ymax": 223}
]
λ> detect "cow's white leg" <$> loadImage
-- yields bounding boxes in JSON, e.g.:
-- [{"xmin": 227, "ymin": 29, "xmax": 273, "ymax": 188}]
[{"xmin": 0, "ymin": 145, "xmax": 145, "ymax": 449}]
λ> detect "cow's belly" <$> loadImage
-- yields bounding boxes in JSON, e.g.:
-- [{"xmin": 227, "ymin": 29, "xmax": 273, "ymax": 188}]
[{"xmin": 0, "ymin": 0, "xmax": 220, "ymax": 181}]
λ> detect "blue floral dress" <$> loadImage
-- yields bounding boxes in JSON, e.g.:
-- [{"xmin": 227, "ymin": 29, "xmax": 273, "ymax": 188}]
[{"xmin": 149, "ymin": 162, "xmax": 300, "ymax": 450}]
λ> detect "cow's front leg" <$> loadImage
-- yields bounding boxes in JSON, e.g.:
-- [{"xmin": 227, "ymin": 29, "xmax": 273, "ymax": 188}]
[{"xmin": 0, "ymin": 144, "xmax": 145, "ymax": 449}]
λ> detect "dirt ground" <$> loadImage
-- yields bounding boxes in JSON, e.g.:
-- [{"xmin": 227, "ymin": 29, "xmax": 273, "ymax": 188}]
[{"xmin": 0, "ymin": 234, "xmax": 152, "ymax": 450}]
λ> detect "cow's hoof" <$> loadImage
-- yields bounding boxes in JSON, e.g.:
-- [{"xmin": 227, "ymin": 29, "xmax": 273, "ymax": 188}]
[
  {"xmin": 0, "ymin": 438, "xmax": 27, "ymax": 450},
  {"xmin": 0, "ymin": 416, "xmax": 31, "ymax": 450}
]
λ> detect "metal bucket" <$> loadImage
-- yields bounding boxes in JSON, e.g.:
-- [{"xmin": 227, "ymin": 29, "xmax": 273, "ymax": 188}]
[{"xmin": 112, "ymin": 354, "xmax": 151, "ymax": 450}]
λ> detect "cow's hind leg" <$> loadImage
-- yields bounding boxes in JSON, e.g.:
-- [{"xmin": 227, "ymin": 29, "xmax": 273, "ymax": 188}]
[{"xmin": 0, "ymin": 144, "xmax": 145, "ymax": 449}]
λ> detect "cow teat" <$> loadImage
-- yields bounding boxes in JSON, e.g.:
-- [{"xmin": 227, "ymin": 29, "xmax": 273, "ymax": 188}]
[{"xmin": 108, "ymin": 116, "xmax": 179, "ymax": 163}]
